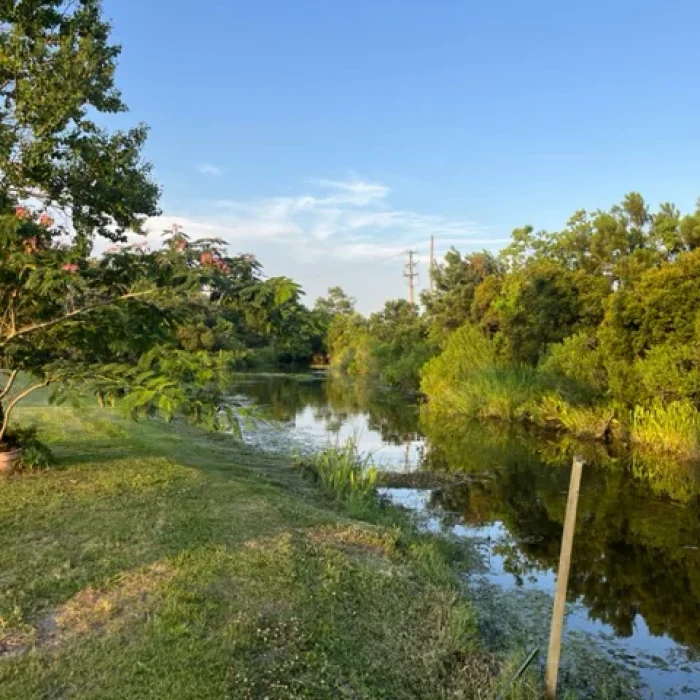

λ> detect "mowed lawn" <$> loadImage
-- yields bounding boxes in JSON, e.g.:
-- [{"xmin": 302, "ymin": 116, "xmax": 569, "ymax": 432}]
[{"xmin": 0, "ymin": 404, "xmax": 501, "ymax": 700}]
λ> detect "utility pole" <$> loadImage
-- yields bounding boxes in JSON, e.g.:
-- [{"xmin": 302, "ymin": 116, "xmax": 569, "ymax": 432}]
[
  {"xmin": 429, "ymin": 235, "xmax": 435, "ymax": 292},
  {"xmin": 404, "ymin": 250, "xmax": 419, "ymax": 305}
]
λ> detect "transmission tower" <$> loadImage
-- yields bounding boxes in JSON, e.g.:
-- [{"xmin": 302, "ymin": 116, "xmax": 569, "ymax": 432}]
[{"xmin": 404, "ymin": 250, "xmax": 419, "ymax": 305}]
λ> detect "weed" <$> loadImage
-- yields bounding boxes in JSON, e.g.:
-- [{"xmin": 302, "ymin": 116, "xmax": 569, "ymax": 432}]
[{"xmin": 298, "ymin": 438, "xmax": 378, "ymax": 502}]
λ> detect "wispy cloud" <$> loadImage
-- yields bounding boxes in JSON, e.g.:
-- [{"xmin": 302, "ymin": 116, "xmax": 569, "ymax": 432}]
[
  {"xmin": 196, "ymin": 178, "xmax": 486, "ymax": 249},
  {"xmin": 195, "ymin": 162, "xmax": 226, "ymax": 176},
  {"xmin": 308, "ymin": 178, "xmax": 391, "ymax": 206},
  {"xmin": 134, "ymin": 176, "xmax": 502, "ymax": 311}
]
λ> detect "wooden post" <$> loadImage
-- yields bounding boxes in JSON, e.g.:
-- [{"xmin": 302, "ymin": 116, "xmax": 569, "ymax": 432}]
[{"xmin": 545, "ymin": 455, "xmax": 584, "ymax": 699}]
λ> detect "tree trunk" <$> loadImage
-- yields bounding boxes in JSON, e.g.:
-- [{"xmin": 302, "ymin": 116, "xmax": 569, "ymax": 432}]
[{"xmin": 0, "ymin": 400, "xmax": 6, "ymax": 445}]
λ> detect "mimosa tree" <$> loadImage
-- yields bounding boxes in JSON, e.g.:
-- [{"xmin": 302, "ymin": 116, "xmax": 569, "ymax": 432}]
[{"xmin": 0, "ymin": 1, "xmax": 241, "ymax": 451}]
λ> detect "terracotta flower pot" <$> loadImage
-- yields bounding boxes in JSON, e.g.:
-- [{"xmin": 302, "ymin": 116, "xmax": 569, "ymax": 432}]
[{"xmin": 0, "ymin": 448, "xmax": 22, "ymax": 476}]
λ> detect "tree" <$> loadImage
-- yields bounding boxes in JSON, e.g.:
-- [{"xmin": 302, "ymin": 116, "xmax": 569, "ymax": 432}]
[
  {"xmin": 314, "ymin": 286, "xmax": 356, "ymax": 320},
  {"xmin": 422, "ymin": 248, "xmax": 501, "ymax": 340},
  {"xmin": 206, "ymin": 256, "xmax": 323, "ymax": 363},
  {"xmin": 0, "ymin": 2, "xmax": 235, "ymax": 450},
  {"xmin": 368, "ymin": 300, "xmax": 435, "ymax": 389},
  {"xmin": 600, "ymin": 248, "xmax": 700, "ymax": 360},
  {"xmin": 0, "ymin": 1, "xmax": 159, "ymax": 243},
  {"xmin": 0, "ymin": 213, "xmax": 248, "ymax": 445},
  {"xmin": 494, "ymin": 260, "xmax": 582, "ymax": 365}
]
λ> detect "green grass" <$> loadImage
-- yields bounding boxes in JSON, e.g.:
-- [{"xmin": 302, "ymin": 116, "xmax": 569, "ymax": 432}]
[{"xmin": 0, "ymin": 404, "xmax": 521, "ymax": 699}]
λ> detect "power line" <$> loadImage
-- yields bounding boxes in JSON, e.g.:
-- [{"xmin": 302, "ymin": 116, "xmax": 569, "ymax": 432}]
[{"xmin": 403, "ymin": 250, "xmax": 419, "ymax": 305}]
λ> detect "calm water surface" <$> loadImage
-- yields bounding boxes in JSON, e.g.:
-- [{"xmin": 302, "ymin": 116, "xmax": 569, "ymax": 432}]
[{"xmin": 231, "ymin": 371, "xmax": 700, "ymax": 698}]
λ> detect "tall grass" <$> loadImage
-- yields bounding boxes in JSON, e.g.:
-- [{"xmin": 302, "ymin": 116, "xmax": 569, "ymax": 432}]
[
  {"xmin": 630, "ymin": 399, "xmax": 700, "ymax": 458},
  {"xmin": 421, "ymin": 323, "xmax": 700, "ymax": 464},
  {"xmin": 302, "ymin": 439, "xmax": 379, "ymax": 501},
  {"xmin": 533, "ymin": 394, "xmax": 614, "ymax": 438}
]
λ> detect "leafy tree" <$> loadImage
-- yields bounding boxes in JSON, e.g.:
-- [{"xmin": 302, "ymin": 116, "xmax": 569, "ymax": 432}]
[
  {"xmin": 368, "ymin": 300, "xmax": 435, "ymax": 389},
  {"xmin": 0, "ymin": 0, "xmax": 159, "ymax": 243},
  {"xmin": 212, "ymin": 260, "xmax": 323, "ymax": 363},
  {"xmin": 422, "ymin": 248, "xmax": 501, "ymax": 340},
  {"xmin": 680, "ymin": 199, "xmax": 700, "ymax": 250},
  {"xmin": 471, "ymin": 275, "xmax": 503, "ymax": 336},
  {"xmin": 0, "ymin": 2, "xmax": 240, "ymax": 448},
  {"xmin": 0, "ymin": 211, "xmax": 246, "ymax": 444},
  {"xmin": 314, "ymin": 286, "xmax": 356, "ymax": 320},
  {"xmin": 326, "ymin": 312, "xmax": 372, "ymax": 375},
  {"xmin": 494, "ymin": 260, "xmax": 581, "ymax": 365},
  {"xmin": 600, "ymin": 248, "xmax": 700, "ymax": 360}
]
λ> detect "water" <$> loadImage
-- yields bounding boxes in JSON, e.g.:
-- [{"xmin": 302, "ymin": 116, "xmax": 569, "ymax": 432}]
[{"xmin": 231, "ymin": 371, "xmax": 700, "ymax": 698}]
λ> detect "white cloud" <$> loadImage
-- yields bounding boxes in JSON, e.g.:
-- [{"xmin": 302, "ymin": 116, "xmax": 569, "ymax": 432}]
[
  {"xmin": 136, "ymin": 177, "xmax": 502, "ymax": 312},
  {"xmin": 308, "ymin": 178, "xmax": 390, "ymax": 205},
  {"xmin": 195, "ymin": 162, "xmax": 226, "ymax": 176}
]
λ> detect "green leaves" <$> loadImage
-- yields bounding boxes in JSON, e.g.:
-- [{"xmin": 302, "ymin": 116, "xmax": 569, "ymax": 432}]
[{"xmin": 0, "ymin": 0, "xmax": 158, "ymax": 239}]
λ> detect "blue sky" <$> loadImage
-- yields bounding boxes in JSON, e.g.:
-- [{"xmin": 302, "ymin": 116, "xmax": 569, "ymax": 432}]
[{"xmin": 103, "ymin": 0, "xmax": 700, "ymax": 311}]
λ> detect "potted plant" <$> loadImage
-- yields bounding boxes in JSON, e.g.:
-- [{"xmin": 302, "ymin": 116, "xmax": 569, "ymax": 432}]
[{"xmin": 0, "ymin": 442, "xmax": 22, "ymax": 475}]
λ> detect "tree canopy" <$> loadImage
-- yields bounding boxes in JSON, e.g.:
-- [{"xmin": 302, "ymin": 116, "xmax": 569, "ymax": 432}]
[{"xmin": 0, "ymin": 1, "xmax": 325, "ymax": 450}]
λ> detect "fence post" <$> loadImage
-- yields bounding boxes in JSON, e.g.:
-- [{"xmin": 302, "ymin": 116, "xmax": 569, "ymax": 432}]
[{"xmin": 545, "ymin": 455, "xmax": 585, "ymax": 699}]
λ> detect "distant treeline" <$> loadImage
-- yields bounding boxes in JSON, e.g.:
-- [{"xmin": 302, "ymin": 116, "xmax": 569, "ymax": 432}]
[{"xmin": 322, "ymin": 193, "xmax": 700, "ymax": 458}]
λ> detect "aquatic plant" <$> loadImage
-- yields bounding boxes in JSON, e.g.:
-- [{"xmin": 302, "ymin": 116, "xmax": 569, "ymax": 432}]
[
  {"xmin": 630, "ymin": 399, "xmax": 700, "ymax": 458},
  {"xmin": 301, "ymin": 439, "xmax": 378, "ymax": 501}
]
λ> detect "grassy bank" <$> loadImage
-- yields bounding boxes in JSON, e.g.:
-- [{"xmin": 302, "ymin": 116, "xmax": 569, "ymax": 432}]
[
  {"xmin": 421, "ymin": 325, "xmax": 700, "ymax": 463},
  {"xmin": 0, "ymin": 403, "xmax": 534, "ymax": 699}
]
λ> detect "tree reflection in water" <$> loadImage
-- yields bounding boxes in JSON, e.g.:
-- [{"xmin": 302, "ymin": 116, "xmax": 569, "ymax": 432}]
[
  {"xmin": 421, "ymin": 414, "xmax": 700, "ymax": 653},
  {"xmin": 230, "ymin": 372, "xmax": 700, "ymax": 656}
]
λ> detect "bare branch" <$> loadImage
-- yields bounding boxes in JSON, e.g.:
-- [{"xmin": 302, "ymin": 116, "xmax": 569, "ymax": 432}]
[{"xmin": 0, "ymin": 289, "xmax": 161, "ymax": 348}]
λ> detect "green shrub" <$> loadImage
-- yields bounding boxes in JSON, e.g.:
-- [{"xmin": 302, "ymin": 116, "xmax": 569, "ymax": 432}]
[
  {"xmin": 6, "ymin": 425, "xmax": 54, "ymax": 469},
  {"xmin": 532, "ymin": 394, "xmax": 614, "ymax": 438},
  {"xmin": 421, "ymin": 324, "xmax": 544, "ymax": 420},
  {"xmin": 466, "ymin": 365, "xmax": 543, "ymax": 421},
  {"xmin": 538, "ymin": 332, "xmax": 607, "ymax": 402},
  {"xmin": 633, "ymin": 342, "xmax": 700, "ymax": 404},
  {"xmin": 420, "ymin": 324, "xmax": 498, "ymax": 406}
]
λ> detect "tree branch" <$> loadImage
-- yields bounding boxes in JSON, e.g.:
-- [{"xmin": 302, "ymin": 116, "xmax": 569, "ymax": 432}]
[
  {"xmin": 0, "ymin": 370, "xmax": 19, "ymax": 401},
  {"xmin": 0, "ymin": 379, "xmax": 51, "ymax": 442},
  {"xmin": 0, "ymin": 289, "xmax": 161, "ymax": 347}
]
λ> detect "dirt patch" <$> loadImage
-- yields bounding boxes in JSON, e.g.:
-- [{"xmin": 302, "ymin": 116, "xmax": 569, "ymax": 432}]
[
  {"xmin": 0, "ymin": 561, "xmax": 177, "ymax": 658},
  {"xmin": 46, "ymin": 561, "xmax": 175, "ymax": 642},
  {"xmin": 308, "ymin": 524, "xmax": 398, "ymax": 556},
  {"xmin": 0, "ymin": 631, "xmax": 30, "ymax": 658}
]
